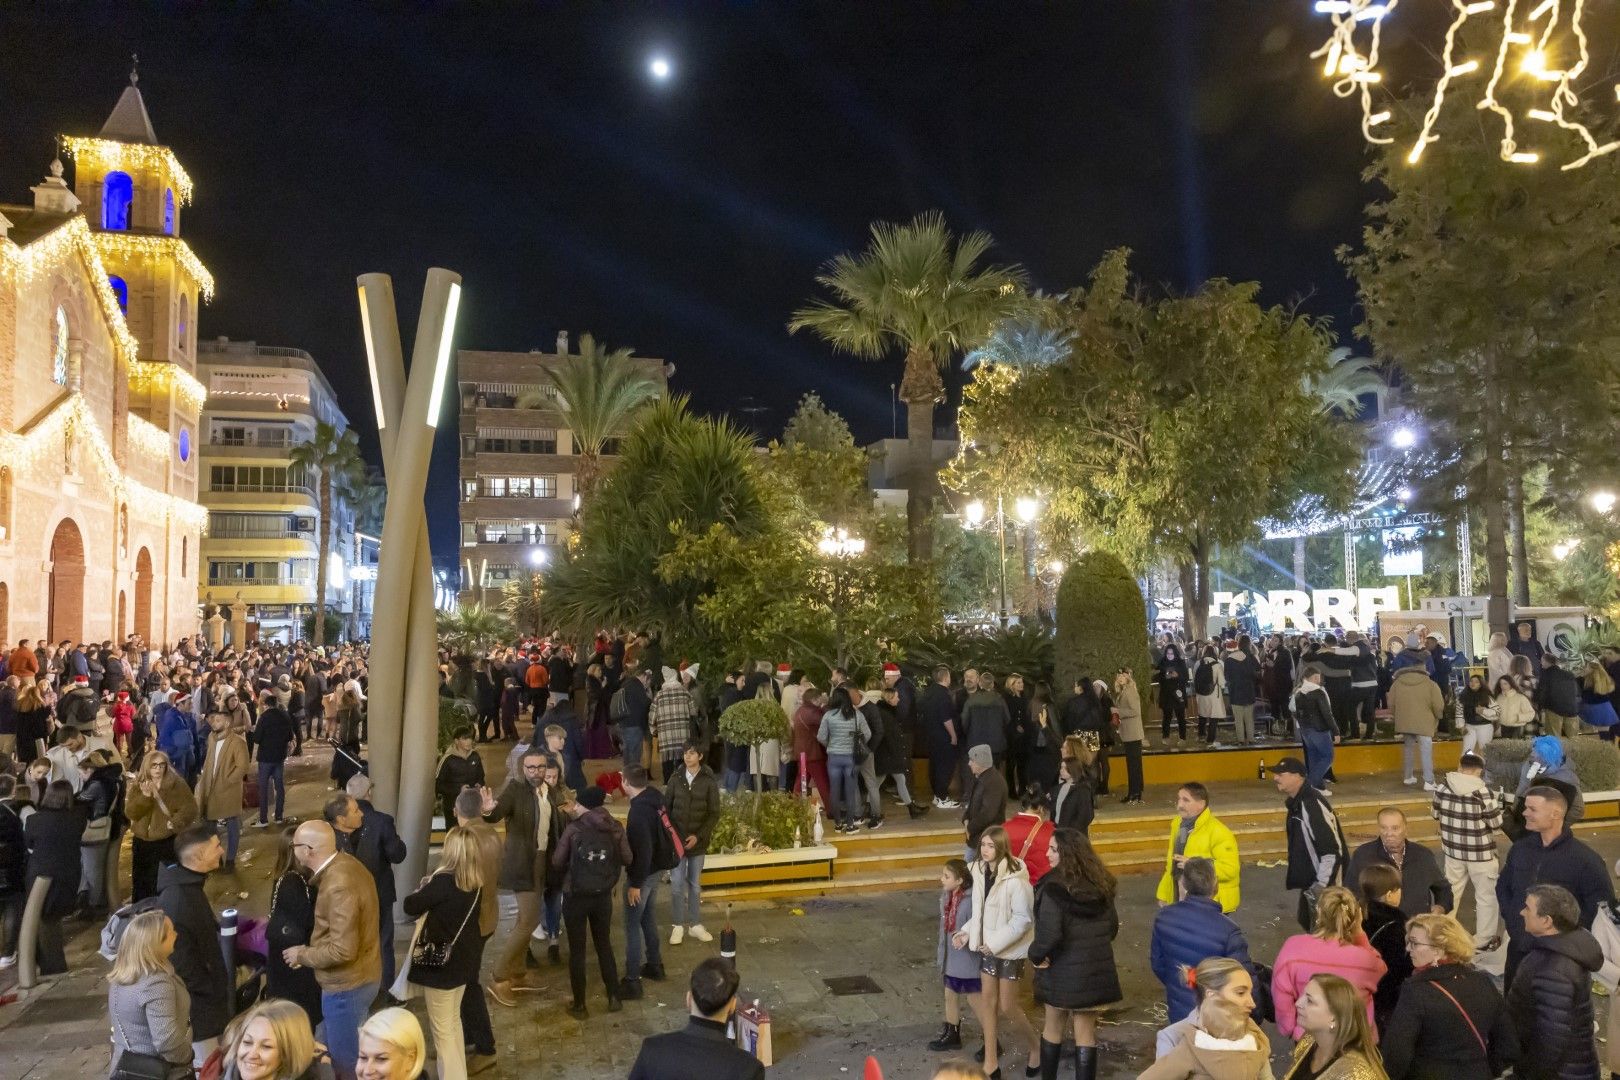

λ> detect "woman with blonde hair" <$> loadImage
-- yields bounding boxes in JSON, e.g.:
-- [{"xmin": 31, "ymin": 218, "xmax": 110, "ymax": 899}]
[
  {"xmin": 403, "ymin": 827, "xmax": 485, "ymax": 1080},
  {"xmin": 1271, "ymin": 886, "xmax": 1386, "ymax": 1040},
  {"xmin": 1486, "ymin": 631, "xmax": 1514, "ymax": 692},
  {"xmin": 953, "ymin": 824, "xmax": 1039, "ymax": 1078},
  {"xmin": 106, "ymin": 909, "xmax": 194, "ymax": 1079},
  {"xmin": 1283, "ymin": 974, "xmax": 1388, "ymax": 1080},
  {"xmin": 1154, "ymin": 957, "xmax": 1266, "ymax": 1061},
  {"xmin": 1379, "ymin": 913, "xmax": 1516, "ymax": 1079},
  {"xmin": 356, "ymin": 1007, "xmax": 426, "ymax": 1080},
  {"xmin": 220, "ymin": 998, "xmax": 326, "ymax": 1080},
  {"xmin": 13, "ymin": 678, "xmax": 50, "ymax": 763},
  {"xmin": 1112, "ymin": 668, "xmax": 1144, "ymax": 804},
  {"xmin": 125, "ymin": 749, "xmax": 199, "ymax": 900},
  {"xmin": 1579, "ymin": 660, "xmax": 1618, "ymax": 739}
]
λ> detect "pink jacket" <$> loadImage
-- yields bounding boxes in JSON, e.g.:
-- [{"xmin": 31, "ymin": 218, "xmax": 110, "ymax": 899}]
[{"xmin": 1271, "ymin": 931, "xmax": 1387, "ymax": 1040}]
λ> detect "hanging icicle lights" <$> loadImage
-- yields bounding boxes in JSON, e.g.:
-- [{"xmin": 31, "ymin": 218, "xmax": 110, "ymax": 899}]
[{"xmin": 1311, "ymin": 0, "xmax": 1620, "ymax": 170}]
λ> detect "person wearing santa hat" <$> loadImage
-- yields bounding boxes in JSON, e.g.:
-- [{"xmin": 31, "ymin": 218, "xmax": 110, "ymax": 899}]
[{"xmin": 57, "ymin": 672, "xmax": 100, "ymax": 732}]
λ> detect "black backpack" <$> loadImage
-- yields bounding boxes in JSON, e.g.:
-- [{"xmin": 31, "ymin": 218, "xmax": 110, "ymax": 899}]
[
  {"xmin": 569, "ymin": 822, "xmax": 623, "ymax": 896},
  {"xmin": 1194, "ymin": 660, "xmax": 1216, "ymax": 696}
]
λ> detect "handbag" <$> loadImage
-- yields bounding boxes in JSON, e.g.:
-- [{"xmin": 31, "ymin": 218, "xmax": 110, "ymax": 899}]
[
  {"xmin": 110, "ymin": 1015, "xmax": 188, "ymax": 1080},
  {"xmin": 410, "ymin": 886, "xmax": 479, "ymax": 969},
  {"xmin": 82, "ymin": 814, "xmax": 112, "ymax": 845}
]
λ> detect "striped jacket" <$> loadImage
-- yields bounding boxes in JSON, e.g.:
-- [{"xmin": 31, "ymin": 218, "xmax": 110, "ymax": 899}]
[
  {"xmin": 1430, "ymin": 770, "xmax": 1503, "ymax": 862},
  {"xmin": 650, "ymin": 683, "xmax": 697, "ymax": 759}
]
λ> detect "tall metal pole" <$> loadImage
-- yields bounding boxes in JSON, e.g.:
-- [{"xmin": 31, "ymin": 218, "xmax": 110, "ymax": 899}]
[{"xmin": 996, "ymin": 493, "xmax": 1009, "ymax": 628}]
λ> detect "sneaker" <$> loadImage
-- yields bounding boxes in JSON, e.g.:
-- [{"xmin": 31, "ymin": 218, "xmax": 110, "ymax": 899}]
[
  {"xmin": 865, "ymin": 818, "xmax": 884, "ymax": 831},
  {"xmin": 669, "ymin": 926, "xmax": 685, "ymax": 946},
  {"xmin": 487, "ymin": 980, "xmax": 517, "ymax": 1008},
  {"xmin": 1403, "ymin": 776, "xmax": 1418, "ymax": 786},
  {"xmin": 618, "ymin": 978, "xmax": 645, "ymax": 1000},
  {"xmin": 252, "ymin": 820, "xmax": 270, "ymax": 829},
  {"xmin": 1320, "ymin": 788, "xmax": 1333, "ymax": 799},
  {"xmin": 687, "ymin": 924, "xmax": 714, "ymax": 943},
  {"xmin": 937, "ymin": 797, "xmax": 961, "ymax": 810},
  {"xmin": 907, "ymin": 803, "xmax": 931, "ymax": 820},
  {"xmin": 0, "ymin": 954, "xmax": 15, "ymax": 969},
  {"xmin": 1423, "ymin": 782, "xmax": 1438, "ymax": 792},
  {"xmin": 548, "ymin": 941, "xmax": 561, "ymax": 965},
  {"xmin": 273, "ymin": 817, "xmax": 286, "ymax": 825}
]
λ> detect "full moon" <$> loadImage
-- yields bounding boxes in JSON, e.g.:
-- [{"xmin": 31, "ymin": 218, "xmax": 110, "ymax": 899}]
[{"xmin": 648, "ymin": 55, "xmax": 672, "ymax": 80}]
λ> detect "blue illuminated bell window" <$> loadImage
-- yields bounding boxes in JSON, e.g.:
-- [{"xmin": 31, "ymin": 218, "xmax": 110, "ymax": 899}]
[
  {"xmin": 109, "ymin": 276, "xmax": 128, "ymax": 313},
  {"xmin": 178, "ymin": 428, "xmax": 191, "ymax": 463},
  {"xmin": 103, "ymin": 172, "xmax": 133, "ymax": 230},
  {"xmin": 163, "ymin": 188, "xmax": 175, "ymax": 234}
]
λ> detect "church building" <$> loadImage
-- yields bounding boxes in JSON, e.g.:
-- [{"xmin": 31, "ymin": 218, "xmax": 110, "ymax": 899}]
[{"xmin": 0, "ymin": 70, "xmax": 209, "ymax": 647}]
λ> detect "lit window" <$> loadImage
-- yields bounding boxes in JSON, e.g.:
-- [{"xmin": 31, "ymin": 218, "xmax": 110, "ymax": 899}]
[
  {"xmin": 163, "ymin": 188, "xmax": 175, "ymax": 234},
  {"xmin": 102, "ymin": 171, "xmax": 133, "ymax": 230},
  {"xmin": 52, "ymin": 306, "xmax": 69, "ymax": 385},
  {"xmin": 109, "ymin": 276, "xmax": 128, "ymax": 314}
]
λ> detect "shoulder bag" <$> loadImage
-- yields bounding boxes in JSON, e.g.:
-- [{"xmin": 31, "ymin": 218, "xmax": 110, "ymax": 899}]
[
  {"xmin": 410, "ymin": 885, "xmax": 480, "ymax": 969},
  {"xmin": 111, "ymin": 1014, "xmax": 189, "ymax": 1080}
]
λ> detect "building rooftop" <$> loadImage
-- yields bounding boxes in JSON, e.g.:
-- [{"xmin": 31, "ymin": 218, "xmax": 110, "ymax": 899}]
[
  {"xmin": 0, "ymin": 204, "xmax": 75, "ymax": 247},
  {"xmin": 99, "ymin": 71, "xmax": 159, "ymax": 145},
  {"xmin": 197, "ymin": 337, "xmax": 345, "ymax": 417}
]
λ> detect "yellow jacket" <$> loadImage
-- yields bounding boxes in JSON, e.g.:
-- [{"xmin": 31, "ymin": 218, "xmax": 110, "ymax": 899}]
[{"xmin": 1154, "ymin": 807, "xmax": 1241, "ymax": 912}]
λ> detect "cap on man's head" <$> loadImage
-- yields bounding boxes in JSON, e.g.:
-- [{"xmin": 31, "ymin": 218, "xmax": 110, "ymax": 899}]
[
  {"xmin": 967, "ymin": 744, "xmax": 994, "ymax": 769},
  {"xmin": 1268, "ymin": 757, "xmax": 1307, "ymax": 777}
]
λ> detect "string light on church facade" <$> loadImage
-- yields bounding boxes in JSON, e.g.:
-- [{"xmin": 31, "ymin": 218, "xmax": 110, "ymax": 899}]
[
  {"xmin": 93, "ymin": 233, "xmax": 215, "ymax": 301},
  {"xmin": 60, "ymin": 135, "xmax": 194, "ymax": 203},
  {"xmin": 0, "ymin": 215, "xmax": 141, "ymax": 363},
  {"xmin": 129, "ymin": 360, "xmax": 207, "ymax": 413},
  {"xmin": 1311, "ymin": 0, "xmax": 1620, "ymax": 170}
]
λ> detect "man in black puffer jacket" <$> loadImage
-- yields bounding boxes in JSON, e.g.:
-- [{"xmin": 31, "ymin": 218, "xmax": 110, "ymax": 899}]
[
  {"xmin": 157, "ymin": 824, "xmax": 230, "ymax": 1062},
  {"xmin": 1506, "ymin": 884, "xmax": 1602, "ymax": 1080}
]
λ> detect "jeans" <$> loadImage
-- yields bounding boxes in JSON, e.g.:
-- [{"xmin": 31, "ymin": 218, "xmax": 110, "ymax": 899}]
[
  {"xmin": 1121, "ymin": 740, "xmax": 1144, "ymax": 798},
  {"xmin": 320, "ymin": 978, "xmax": 380, "ymax": 1079},
  {"xmin": 543, "ymin": 888, "xmax": 562, "ymax": 939},
  {"xmin": 624, "ymin": 876, "xmax": 661, "ymax": 977},
  {"xmin": 856, "ymin": 754, "xmax": 882, "ymax": 818},
  {"xmin": 828, "ymin": 753, "xmax": 859, "ymax": 826},
  {"xmin": 217, "ymin": 816, "xmax": 241, "ymax": 863},
  {"xmin": 1444, "ymin": 854, "xmax": 1501, "ymax": 944},
  {"xmin": 422, "ymin": 984, "xmax": 467, "ymax": 1080},
  {"xmin": 888, "ymin": 773, "xmax": 913, "ymax": 805},
  {"xmin": 1403, "ymin": 734, "xmax": 1434, "ymax": 784},
  {"xmin": 563, "ymin": 890, "xmax": 619, "ymax": 1004},
  {"xmin": 378, "ymin": 904, "xmax": 396, "ymax": 989},
  {"xmin": 621, "ymin": 726, "xmax": 645, "ymax": 770},
  {"xmin": 1330, "ymin": 689, "xmax": 1361, "ymax": 740},
  {"xmin": 0, "ymin": 892, "xmax": 21, "ymax": 957},
  {"xmin": 670, "ymin": 854, "xmax": 705, "ymax": 927},
  {"xmin": 257, "ymin": 762, "xmax": 285, "ymax": 823},
  {"xmin": 1462, "ymin": 723, "xmax": 1495, "ymax": 756},
  {"xmin": 722, "ymin": 767, "xmax": 746, "ymax": 793},
  {"xmin": 1231, "ymin": 704, "xmax": 1255, "ymax": 744},
  {"xmin": 1301, "ymin": 728, "xmax": 1335, "ymax": 790}
]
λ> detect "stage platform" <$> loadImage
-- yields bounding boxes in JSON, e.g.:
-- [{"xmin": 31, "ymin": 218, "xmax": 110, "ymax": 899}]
[{"xmin": 701, "ymin": 738, "xmax": 1620, "ymax": 901}]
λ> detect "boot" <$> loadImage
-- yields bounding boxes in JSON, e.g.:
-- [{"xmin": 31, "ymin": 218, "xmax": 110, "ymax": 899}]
[
  {"xmin": 926, "ymin": 1022, "xmax": 962, "ymax": 1051},
  {"xmin": 1038, "ymin": 1039, "xmax": 1063, "ymax": 1080},
  {"xmin": 1074, "ymin": 1045, "xmax": 1098, "ymax": 1080}
]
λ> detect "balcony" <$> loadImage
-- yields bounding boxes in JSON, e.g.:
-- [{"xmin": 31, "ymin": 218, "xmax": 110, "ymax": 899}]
[
  {"xmin": 205, "ymin": 440, "xmax": 297, "ymax": 460},
  {"xmin": 208, "ymin": 520, "xmax": 314, "ymax": 540},
  {"xmin": 461, "ymin": 495, "xmax": 573, "ymax": 519},
  {"xmin": 209, "ymin": 482, "xmax": 315, "ymax": 497}
]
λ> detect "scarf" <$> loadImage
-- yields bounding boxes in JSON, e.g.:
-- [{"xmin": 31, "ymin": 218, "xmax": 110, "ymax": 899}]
[{"xmin": 943, "ymin": 886, "xmax": 965, "ymax": 934}]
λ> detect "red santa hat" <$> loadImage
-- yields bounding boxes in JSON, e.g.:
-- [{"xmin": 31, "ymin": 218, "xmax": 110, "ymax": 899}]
[
  {"xmin": 776, "ymin": 663, "xmax": 791, "ymax": 673},
  {"xmin": 73, "ymin": 674, "xmax": 89, "ymax": 685},
  {"xmin": 116, "ymin": 690, "xmax": 129, "ymax": 700},
  {"xmin": 882, "ymin": 663, "xmax": 900, "ymax": 673}
]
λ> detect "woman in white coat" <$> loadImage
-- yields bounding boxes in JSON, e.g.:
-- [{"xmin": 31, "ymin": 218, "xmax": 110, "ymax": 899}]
[
  {"xmin": 953, "ymin": 824, "xmax": 1038, "ymax": 1078},
  {"xmin": 1194, "ymin": 646, "xmax": 1227, "ymax": 746}
]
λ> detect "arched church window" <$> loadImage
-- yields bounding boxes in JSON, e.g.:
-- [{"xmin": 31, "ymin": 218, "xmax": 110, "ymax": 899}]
[
  {"xmin": 52, "ymin": 306, "xmax": 69, "ymax": 385},
  {"xmin": 109, "ymin": 275, "xmax": 129, "ymax": 314},
  {"xmin": 163, "ymin": 188, "xmax": 175, "ymax": 234},
  {"xmin": 103, "ymin": 171, "xmax": 133, "ymax": 230}
]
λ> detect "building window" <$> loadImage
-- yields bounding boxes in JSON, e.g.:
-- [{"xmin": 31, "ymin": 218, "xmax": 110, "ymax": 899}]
[
  {"xmin": 109, "ymin": 276, "xmax": 129, "ymax": 314},
  {"xmin": 163, "ymin": 188, "xmax": 176, "ymax": 234},
  {"xmin": 52, "ymin": 306, "xmax": 69, "ymax": 385},
  {"xmin": 177, "ymin": 295, "xmax": 189, "ymax": 352},
  {"xmin": 462, "ymin": 480, "xmax": 477, "ymax": 502},
  {"xmin": 535, "ymin": 475, "xmax": 557, "ymax": 498},
  {"xmin": 461, "ymin": 522, "xmax": 478, "ymax": 547},
  {"xmin": 102, "ymin": 171, "xmax": 133, "ymax": 230},
  {"xmin": 485, "ymin": 477, "xmax": 508, "ymax": 498}
]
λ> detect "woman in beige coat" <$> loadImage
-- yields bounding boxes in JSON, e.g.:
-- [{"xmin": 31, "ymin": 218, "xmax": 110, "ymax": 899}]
[
  {"xmin": 196, "ymin": 712, "xmax": 249, "ymax": 870},
  {"xmin": 1113, "ymin": 670, "xmax": 1144, "ymax": 804},
  {"xmin": 125, "ymin": 750, "xmax": 198, "ymax": 900}
]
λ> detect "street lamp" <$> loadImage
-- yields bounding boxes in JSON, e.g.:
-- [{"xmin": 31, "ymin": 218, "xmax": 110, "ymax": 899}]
[
  {"xmin": 962, "ymin": 494, "xmax": 1039, "ymax": 627},
  {"xmin": 528, "ymin": 547, "xmax": 548, "ymax": 567},
  {"xmin": 818, "ymin": 527, "xmax": 866, "ymax": 558},
  {"xmin": 963, "ymin": 500, "xmax": 986, "ymax": 527},
  {"xmin": 1591, "ymin": 491, "xmax": 1617, "ymax": 515},
  {"xmin": 1390, "ymin": 426, "xmax": 1416, "ymax": 449},
  {"xmin": 1553, "ymin": 538, "xmax": 1579, "ymax": 561}
]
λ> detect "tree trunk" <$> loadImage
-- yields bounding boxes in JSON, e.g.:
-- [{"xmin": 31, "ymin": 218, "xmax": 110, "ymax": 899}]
[
  {"xmin": 899, "ymin": 347, "xmax": 943, "ymax": 564},
  {"xmin": 1178, "ymin": 534, "xmax": 1211, "ymax": 640},
  {"xmin": 1506, "ymin": 461, "xmax": 1530, "ymax": 606},
  {"xmin": 576, "ymin": 452, "xmax": 598, "ymax": 507},
  {"xmin": 313, "ymin": 473, "xmax": 330, "ymax": 646},
  {"xmin": 1481, "ymin": 367, "xmax": 1511, "ymax": 635}
]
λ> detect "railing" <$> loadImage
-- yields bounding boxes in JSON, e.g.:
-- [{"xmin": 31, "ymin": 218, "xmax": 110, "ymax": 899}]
[
  {"xmin": 208, "ymin": 522, "xmax": 314, "ymax": 540},
  {"xmin": 465, "ymin": 490, "xmax": 559, "ymax": 501},
  {"xmin": 208, "ymin": 575, "xmax": 312, "ymax": 587},
  {"xmin": 211, "ymin": 435, "xmax": 293, "ymax": 448},
  {"xmin": 210, "ymin": 482, "xmax": 316, "ymax": 497}
]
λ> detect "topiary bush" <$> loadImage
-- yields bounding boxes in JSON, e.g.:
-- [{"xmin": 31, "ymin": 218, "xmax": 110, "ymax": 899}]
[
  {"xmin": 718, "ymin": 698, "xmax": 792, "ymax": 794},
  {"xmin": 709, "ymin": 791, "xmax": 816, "ymax": 854},
  {"xmin": 1054, "ymin": 550, "xmax": 1151, "ymax": 697},
  {"xmin": 1483, "ymin": 737, "xmax": 1620, "ymax": 792}
]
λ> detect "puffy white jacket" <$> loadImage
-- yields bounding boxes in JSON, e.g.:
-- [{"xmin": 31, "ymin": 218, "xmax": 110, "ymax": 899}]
[{"xmin": 966, "ymin": 858, "xmax": 1035, "ymax": 959}]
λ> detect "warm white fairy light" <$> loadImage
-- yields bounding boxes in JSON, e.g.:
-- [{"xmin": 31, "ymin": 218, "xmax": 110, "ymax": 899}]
[
  {"xmin": 128, "ymin": 414, "xmax": 171, "ymax": 463},
  {"xmin": 93, "ymin": 234, "xmax": 215, "ymax": 302},
  {"xmin": 3, "ymin": 393, "xmax": 207, "ymax": 533},
  {"xmin": 1311, "ymin": 0, "xmax": 1620, "ymax": 169},
  {"xmin": 60, "ymin": 136, "xmax": 193, "ymax": 204},
  {"xmin": 0, "ymin": 216, "xmax": 140, "ymax": 362},
  {"xmin": 130, "ymin": 361, "xmax": 207, "ymax": 414}
]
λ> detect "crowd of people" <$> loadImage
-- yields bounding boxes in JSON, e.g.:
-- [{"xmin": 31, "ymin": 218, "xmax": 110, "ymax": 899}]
[{"xmin": 5, "ymin": 623, "xmax": 1620, "ymax": 1079}]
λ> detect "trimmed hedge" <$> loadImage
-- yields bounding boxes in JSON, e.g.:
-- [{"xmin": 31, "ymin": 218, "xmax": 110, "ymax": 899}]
[
  {"xmin": 1483, "ymin": 736, "xmax": 1620, "ymax": 793},
  {"xmin": 1054, "ymin": 551, "xmax": 1151, "ymax": 695}
]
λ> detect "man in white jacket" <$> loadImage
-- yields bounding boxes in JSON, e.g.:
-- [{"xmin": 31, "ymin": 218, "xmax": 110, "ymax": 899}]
[{"xmin": 1430, "ymin": 752, "xmax": 1505, "ymax": 949}]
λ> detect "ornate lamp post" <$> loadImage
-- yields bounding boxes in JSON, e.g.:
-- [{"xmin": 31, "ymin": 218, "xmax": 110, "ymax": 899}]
[
  {"xmin": 964, "ymin": 494, "xmax": 1040, "ymax": 627},
  {"xmin": 817, "ymin": 527, "xmax": 865, "ymax": 671}
]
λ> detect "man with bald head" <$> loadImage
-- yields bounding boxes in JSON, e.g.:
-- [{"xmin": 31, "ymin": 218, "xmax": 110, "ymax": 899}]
[{"xmin": 282, "ymin": 819, "xmax": 381, "ymax": 1078}]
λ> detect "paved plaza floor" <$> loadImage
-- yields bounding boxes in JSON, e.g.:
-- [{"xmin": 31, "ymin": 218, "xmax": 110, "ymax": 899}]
[{"xmin": 3, "ymin": 743, "xmax": 1616, "ymax": 1079}]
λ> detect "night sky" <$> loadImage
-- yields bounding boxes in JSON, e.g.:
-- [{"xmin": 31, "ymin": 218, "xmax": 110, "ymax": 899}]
[{"xmin": 0, "ymin": 3, "xmax": 1443, "ymax": 559}]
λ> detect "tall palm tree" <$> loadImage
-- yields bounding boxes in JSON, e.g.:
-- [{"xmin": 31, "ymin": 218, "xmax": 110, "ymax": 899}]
[
  {"xmin": 517, "ymin": 333, "xmax": 662, "ymax": 504},
  {"xmin": 790, "ymin": 211, "xmax": 1025, "ymax": 562},
  {"xmin": 289, "ymin": 422, "xmax": 362, "ymax": 647},
  {"xmin": 342, "ymin": 471, "xmax": 385, "ymax": 640},
  {"xmin": 1306, "ymin": 347, "xmax": 1387, "ymax": 418}
]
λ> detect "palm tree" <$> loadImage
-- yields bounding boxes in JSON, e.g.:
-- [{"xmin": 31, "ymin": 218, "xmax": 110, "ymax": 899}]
[
  {"xmin": 436, "ymin": 603, "xmax": 514, "ymax": 654},
  {"xmin": 342, "ymin": 472, "xmax": 385, "ymax": 640},
  {"xmin": 289, "ymin": 422, "xmax": 363, "ymax": 647},
  {"xmin": 1306, "ymin": 347, "xmax": 1387, "ymax": 418},
  {"xmin": 500, "ymin": 569, "xmax": 545, "ymax": 638},
  {"xmin": 790, "ymin": 211, "xmax": 1025, "ymax": 562},
  {"xmin": 517, "ymin": 333, "xmax": 662, "ymax": 504},
  {"xmin": 963, "ymin": 316, "xmax": 1072, "ymax": 370}
]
